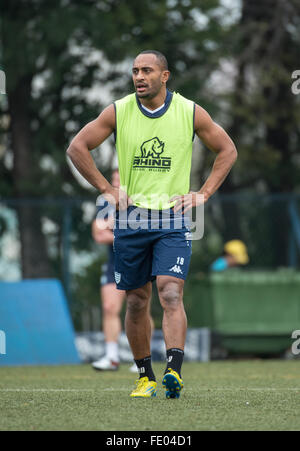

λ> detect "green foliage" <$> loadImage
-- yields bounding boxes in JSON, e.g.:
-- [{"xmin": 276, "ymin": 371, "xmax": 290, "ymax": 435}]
[
  {"xmin": 1, "ymin": 0, "xmax": 300, "ymax": 197},
  {"xmin": 1, "ymin": 0, "xmax": 300, "ymax": 295}
]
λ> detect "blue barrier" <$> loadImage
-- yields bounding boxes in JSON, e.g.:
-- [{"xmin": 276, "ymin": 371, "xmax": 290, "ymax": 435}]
[{"xmin": 0, "ymin": 279, "xmax": 80, "ymax": 366}]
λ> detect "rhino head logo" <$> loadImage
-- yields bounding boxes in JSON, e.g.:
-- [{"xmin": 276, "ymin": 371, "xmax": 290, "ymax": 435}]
[{"xmin": 140, "ymin": 137, "xmax": 165, "ymax": 158}]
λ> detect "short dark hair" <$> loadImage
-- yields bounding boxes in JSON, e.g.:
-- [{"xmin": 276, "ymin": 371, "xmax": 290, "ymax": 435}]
[{"xmin": 138, "ymin": 50, "xmax": 169, "ymax": 71}]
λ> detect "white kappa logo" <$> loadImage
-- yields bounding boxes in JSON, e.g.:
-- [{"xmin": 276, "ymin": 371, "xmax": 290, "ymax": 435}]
[{"xmin": 169, "ymin": 265, "xmax": 183, "ymax": 274}]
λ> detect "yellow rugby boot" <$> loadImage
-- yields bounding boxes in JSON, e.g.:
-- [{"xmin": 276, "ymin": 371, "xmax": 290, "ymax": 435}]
[
  {"xmin": 130, "ymin": 377, "xmax": 157, "ymax": 398},
  {"xmin": 162, "ymin": 368, "xmax": 184, "ymax": 399}
]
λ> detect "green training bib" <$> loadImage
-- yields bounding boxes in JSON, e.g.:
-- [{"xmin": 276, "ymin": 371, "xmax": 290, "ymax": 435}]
[{"xmin": 114, "ymin": 91, "xmax": 194, "ymax": 210}]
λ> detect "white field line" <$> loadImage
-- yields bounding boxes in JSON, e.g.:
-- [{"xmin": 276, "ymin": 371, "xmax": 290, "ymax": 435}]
[
  {"xmin": 0, "ymin": 387, "xmax": 299, "ymax": 392},
  {"xmin": 0, "ymin": 389, "xmax": 94, "ymax": 392},
  {"xmin": 103, "ymin": 387, "xmax": 300, "ymax": 392}
]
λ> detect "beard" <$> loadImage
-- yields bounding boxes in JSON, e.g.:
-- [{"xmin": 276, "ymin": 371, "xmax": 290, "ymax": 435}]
[{"xmin": 136, "ymin": 91, "xmax": 150, "ymax": 98}]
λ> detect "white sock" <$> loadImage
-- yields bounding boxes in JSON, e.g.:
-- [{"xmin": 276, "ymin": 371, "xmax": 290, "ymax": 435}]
[{"xmin": 106, "ymin": 341, "xmax": 119, "ymax": 362}]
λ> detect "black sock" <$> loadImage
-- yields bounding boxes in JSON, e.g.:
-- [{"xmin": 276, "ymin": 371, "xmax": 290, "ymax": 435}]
[
  {"xmin": 164, "ymin": 348, "xmax": 184, "ymax": 378},
  {"xmin": 134, "ymin": 356, "xmax": 156, "ymax": 382}
]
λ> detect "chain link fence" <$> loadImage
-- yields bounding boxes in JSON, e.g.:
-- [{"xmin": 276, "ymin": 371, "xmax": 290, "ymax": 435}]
[{"xmin": 1, "ymin": 194, "xmax": 300, "ymax": 331}]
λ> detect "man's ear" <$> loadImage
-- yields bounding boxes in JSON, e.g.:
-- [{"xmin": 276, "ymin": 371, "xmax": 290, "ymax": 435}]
[{"xmin": 162, "ymin": 70, "xmax": 170, "ymax": 84}]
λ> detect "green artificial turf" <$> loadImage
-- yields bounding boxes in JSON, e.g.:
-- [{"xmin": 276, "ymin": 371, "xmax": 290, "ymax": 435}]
[{"xmin": 0, "ymin": 360, "xmax": 299, "ymax": 431}]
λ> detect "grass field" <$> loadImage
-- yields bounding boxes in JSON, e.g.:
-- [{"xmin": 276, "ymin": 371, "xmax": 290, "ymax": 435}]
[{"xmin": 0, "ymin": 360, "xmax": 300, "ymax": 431}]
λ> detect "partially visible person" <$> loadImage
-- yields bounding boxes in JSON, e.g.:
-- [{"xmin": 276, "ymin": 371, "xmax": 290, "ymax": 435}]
[
  {"xmin": 91, "ymin": 169, "xmax": 154, "ymax": 372},
  {"xmin": 91, "ymin": 169, "xmax": 126, "ymax": 371},
  {"xmin": 210, "ymin": 239, "xmax": 249, "ymax": 272}
]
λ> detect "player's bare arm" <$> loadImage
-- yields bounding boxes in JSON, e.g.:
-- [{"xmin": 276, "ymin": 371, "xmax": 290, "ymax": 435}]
[
  {"xmin": 195, "ymin": 104, "xmax": 237, "ymax": 198},
  {"xmin": 172, "ymin": 104, "xmax": 237, "ymax": 213},
  {"xmin": 67, "ymin": 105, "xmax": 130, "ymax": 209}
]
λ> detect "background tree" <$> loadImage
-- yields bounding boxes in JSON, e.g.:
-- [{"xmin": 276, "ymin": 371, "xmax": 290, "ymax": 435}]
[
  {"xmin": 1, "ymin": 0, "xmax": 300, "ymax": 329},
  {"xmin": 0, "ymin": 1, "xmax": 108, "ymax": 277},
  {"xmin": 1, "ymin": 0, "xmax": 300, "ymax": 283},
  {"xmin": 215, "ymin": 0, "xmax": 300, "ymax": 265},
  {"xmin": 0, "ymin": 0, "xmax": 227, "ymax": 278}
]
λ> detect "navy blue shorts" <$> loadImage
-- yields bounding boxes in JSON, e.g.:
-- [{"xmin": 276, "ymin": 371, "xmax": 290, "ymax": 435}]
[
  {"xmin": 100, "ymin": 263, "xmax": 115, "ymax": 286},
  {"xmin": 113, "ymin": 207, "xmax": 192, "ymax": 291}
]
